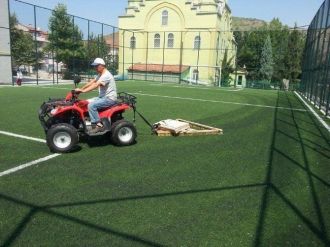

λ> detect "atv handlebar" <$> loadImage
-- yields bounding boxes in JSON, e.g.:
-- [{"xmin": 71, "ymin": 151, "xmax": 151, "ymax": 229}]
[{"xmin": 65, "ymin": 90, "xmax": 80, "ymax": 102}]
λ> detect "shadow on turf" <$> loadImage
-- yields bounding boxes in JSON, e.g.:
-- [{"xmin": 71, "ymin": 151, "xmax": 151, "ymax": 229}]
[
  {"xmin": 0, "ymin": 183, "xmax": 267, "ymax": 246},
  {"xmin": 254, "ymin": 91, "xmax": 330, "ymax": 246},
  {"xmin": 79, "ymin": 134, "xmax": 137, "ymax": 149},
  {"xmin": 1, "ymin": 92, "xmax": 329, "ymax": 246},
  {"xmin": 0, "ymin": 194, "xmax": 163, "ymax": 247},
  {"xmin": 276, "ymin": 129, "xmax": 330, "ymax": 159},
  {"xmin": 277, "ymin": 118, "xmax": 323, "ymax": 139}
]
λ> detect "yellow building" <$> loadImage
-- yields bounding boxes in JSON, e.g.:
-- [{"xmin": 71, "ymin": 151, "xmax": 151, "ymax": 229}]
[{"xmin": 119, "ymin": 0, "xmax": 239, "ymax": 86}]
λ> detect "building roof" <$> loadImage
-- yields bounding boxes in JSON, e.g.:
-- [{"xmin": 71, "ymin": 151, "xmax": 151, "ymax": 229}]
[
  {"xmin": 128, "ymin": 64, "xmax": 190, "ymax": 74},
  {"xmin": 16, "ymin": 23, "xmax": 48, "ymax": 36},
  {"xmin": 104, "ymin": 32, "xmax": 119, "ymax": 48}
]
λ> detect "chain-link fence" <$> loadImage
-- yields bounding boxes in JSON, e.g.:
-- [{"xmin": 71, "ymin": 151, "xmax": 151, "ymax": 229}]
[
  {"xmin": 6, "ymin": 0, "xmax": 307, "ymax": 91},
  {"xmin": 300, "ymin": 0, "xmax": 330, "ymax": 116},
  {"xmin": 119, "ymin": 29, "xmax": 237, "ymax": 86},
  {"xmin": 8, "ymin": 0, "xmax": 119, "ymax": 85},
  {"xmin": 119, "ymin": 28, "xmax": 306, "ymax": 89}
]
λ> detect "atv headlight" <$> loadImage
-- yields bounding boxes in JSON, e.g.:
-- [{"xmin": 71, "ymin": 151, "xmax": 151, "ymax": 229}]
[{"xmin": 50, "ymin": 108, "xmax": 58, "ymax": 115}]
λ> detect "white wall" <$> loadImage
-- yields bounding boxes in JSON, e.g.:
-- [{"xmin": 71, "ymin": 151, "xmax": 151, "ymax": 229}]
[{"xmin": 0, "ymin": 0, "xmax": 12, "ymax": 84}]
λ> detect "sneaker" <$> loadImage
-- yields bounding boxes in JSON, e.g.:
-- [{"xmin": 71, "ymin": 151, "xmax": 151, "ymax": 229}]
[{"xmin": 90, "ymin": 124, "xmax": 104, "ymax": 133}]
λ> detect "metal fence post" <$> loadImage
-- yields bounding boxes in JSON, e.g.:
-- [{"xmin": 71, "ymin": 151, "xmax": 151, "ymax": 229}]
[
  {"xmin": 196, "ymin": 31, "xmax": 201, "ymax": 85},
  {"xmin": 162, "ymin": 31, "xmax": 166, "ymax": 83},
  {"xmin": 52, "ymin": 49, "xmax": 55, "ymax": 84},
  {"xmin": 215, "ymin": 31, "xmax": 220, "ymax": 87},
  {"xmin": 310, "ymin": 7, "xmax": 322, "ymax": 104},
  {"xmin": 97, "ymin": 34, "xmax": 100, "ymax": 57},
  {"xmin": 122, "ymin": 30, "xmax": 125, "ymax": 78},
  {"xmin": 111, "ymin": 26, "xmax": 115, "ymax": 73},
  {"xmin": 131, "ymin": 32, "xmax": 134, "ymax": 80},
  {"xmin": 87, "ymin": 20, "xmax": 90, "ymax": 61},
  {"xmin": 319, "ymin": 3, "xmax": 330, "ymax": 110},
  {"xmin": 308, "ymin": 21, "xmax": 316, "ymax": 101},
  {"xmin": 314, "ymin": 2, "xmax": 325, "ymax": 109},
  {"xmin": 72, "ymin": 15, "xmax": 75, "ymax": 77},
  {"xmin": 101, "ymin": 24, "xmax": 104, "ymax": 57},
  {"xmin": 34, "ymin": 5, "xmax": 38, "ymax": 85},
  {"xmin": 179, "ymin": 31, "xmax": 183, "ymax": 84},
  {"xmin": 326, "ymin": 88, "xmax": 330, "ymax": 116},
  {"xmin": 145, "ymin": 31, "xmax": 149, "ymax": 81}
]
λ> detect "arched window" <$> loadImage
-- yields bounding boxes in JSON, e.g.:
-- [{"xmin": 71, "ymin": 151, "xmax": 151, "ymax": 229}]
[
  {"xmin": 194, "ymin": 35, "xmax": 201, "ymax": 49},
  {"xmin": 167, "ymin": 33, "xmax": 174, "ymax": 48},
  {"xmin": 162, "ymin": 10, "xmax": 168, "ymax": 25},
  {"xmin": 154, "ymin": 33, "xmax": 160, "ymax": 48},
  {"xmin": 130, "ymin": 36, "xmax": 136, "ymax": 49}
]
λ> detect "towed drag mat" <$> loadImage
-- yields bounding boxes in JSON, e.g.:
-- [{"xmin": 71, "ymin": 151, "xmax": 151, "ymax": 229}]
[{"xmin": 153, "ymin": 119, "xmax": 223, "ymax": 137}]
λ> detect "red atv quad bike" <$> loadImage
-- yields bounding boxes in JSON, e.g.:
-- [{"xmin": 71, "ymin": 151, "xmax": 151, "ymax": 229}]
[{"xmin": 39, "ymin": 90, "xmax": 138, "ymax": 153}]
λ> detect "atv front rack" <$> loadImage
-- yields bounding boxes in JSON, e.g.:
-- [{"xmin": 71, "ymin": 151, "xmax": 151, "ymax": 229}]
[{"xmin": 38, "ymin": 99, "xmax": 73, "ymax": 131}]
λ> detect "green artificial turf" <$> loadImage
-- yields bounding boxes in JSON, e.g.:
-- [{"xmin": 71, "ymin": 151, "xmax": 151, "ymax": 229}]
[
  {"xmin": 0, "ymin": 136, "xmax": 49, "ymax": 171},
  {"xmin": 0, "ymin": 81, "xmax": 329, "ymax": 246}
]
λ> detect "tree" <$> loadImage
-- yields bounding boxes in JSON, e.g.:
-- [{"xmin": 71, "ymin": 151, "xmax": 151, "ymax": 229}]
[
  {"xmin": 85, "ymin": 33, "xmax": 119, "ymax": 74},
  {"xmin": 10, "ymin": 14, "xmax": 40, "ymax": 69},
  {"xmin": 259, "ymin": 35, "xmax": 274, "ymax": 82},
  {"xmin": 47, "ymin": 4, "xmax": 85, "ymax": 74},
  {"xmin": 268, "ymin": 18, "xmax": 290, "ymax": 82},
  {"xmin": 234, "ymin": 29, "xmax": 268, "ymax": 81},
  {"xmin": 285, "ymin": 24, "xmax": 305, "ymax": 82},
  {"xmin": 221, "ymin": 49, "xmax": 234, "ymax": 86},
  {"xmin": 87, "ymin": 33, "xmax": 110, "ymax": 60},
  {"xmin": 234, "ymin": 18, "xmax": 306, "ymax": 85}
]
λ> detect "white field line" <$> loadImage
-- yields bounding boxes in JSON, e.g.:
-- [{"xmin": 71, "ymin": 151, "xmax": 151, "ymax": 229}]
[
  {"xmin": 24, "ymin": 82, "xmax": 73, "ymax": 86},
  {"xmin": 0, "ymin": 154, "xmax": 61, "ymax": 177},
  {"xmin": 37, "ymin": 86, "xmax": 70, "ymax": 90},
  {"xmin": 294, "ymin": 91, "xmax": 330, "ymax": 133},
  {"xmin": 149, "ymin": 83, "xmax": 243, "ymax": 91},
  {"xmin": 4, "ymin": 84, "xmax": 304, "ymax": 112},
  {"xmin": 131, "ymin": 92, "xmax": 307, "ymax": 112},
  {"xmin": 37, "ymin": 86, "xmax": 99, "ymax": 92},
  {"xmin": 0, "ymin": 130, "xmax": 46, "ymax": 143},
  {"xmin": 0, "ymin": 82, "xmax": 73, "ymax": 87},
  {"xmin": 0, "ymin": 130, "xmax": 61, "ymax": 177}
]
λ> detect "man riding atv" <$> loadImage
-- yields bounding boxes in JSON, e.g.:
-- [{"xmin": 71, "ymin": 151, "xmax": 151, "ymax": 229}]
[{"xmin": 75, "ymin": 58, "xmax": 117, "ymax": 133}]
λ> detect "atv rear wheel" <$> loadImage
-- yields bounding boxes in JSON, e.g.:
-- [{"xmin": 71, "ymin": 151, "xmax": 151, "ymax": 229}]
[
  {"xmin": 46, "ymin": 123, "xmax": 78, "ymax": 153},
  {"xmin": 110, "ymin": 120, "xmax": 137, "ymax": 146}
]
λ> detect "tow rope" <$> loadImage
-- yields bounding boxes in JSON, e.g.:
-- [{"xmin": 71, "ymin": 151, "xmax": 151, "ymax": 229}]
[{"xmin": 133, "ymin": 107, "xmax": 155, "ymax": 132}]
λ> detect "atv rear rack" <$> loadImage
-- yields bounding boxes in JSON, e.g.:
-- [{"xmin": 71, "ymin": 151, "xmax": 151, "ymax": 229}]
[{"xmin": 117, "ymin": 92, "xmax": 136, "ymax": 107}]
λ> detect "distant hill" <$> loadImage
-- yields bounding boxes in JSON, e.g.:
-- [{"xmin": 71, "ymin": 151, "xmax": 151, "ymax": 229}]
[{"xmin": 232, "ymin": 17, "xmax": 267, "ymax": 31}]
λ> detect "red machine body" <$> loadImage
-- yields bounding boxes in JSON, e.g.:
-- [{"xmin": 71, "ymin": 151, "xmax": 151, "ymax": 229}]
[
  {"xmin": 39, "ymin": 90, "xmax": 137, "ymax": 152},
  {"xmin": 53, "ymin": 91, "xmax": 130, "ymax": 122}
]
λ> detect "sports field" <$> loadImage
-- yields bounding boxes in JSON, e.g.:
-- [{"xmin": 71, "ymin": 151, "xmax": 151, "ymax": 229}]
[{"xmin": 0, "ymin": 81, "xmax": 329, "ymax": 246}]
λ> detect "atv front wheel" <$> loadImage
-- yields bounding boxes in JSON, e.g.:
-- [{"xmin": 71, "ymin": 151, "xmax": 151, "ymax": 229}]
[
  {"xmin": 46, "ymin": 123, "xmax": 79, "ymax": 153},
  {"xmin": 110, "ymin": 120, "xmax": 137, "ymax": 146}
]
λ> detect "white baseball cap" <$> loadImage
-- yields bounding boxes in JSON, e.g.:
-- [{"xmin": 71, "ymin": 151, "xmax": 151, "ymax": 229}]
[{"xmin": 91, "ymin": 58, "xmax": 105, "ymax": 66}]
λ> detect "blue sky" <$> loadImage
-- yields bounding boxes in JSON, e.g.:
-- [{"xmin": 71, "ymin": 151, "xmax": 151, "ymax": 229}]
[{"xmin": 11, "ymin": 0, "xmax": 324, "ymax": 31}]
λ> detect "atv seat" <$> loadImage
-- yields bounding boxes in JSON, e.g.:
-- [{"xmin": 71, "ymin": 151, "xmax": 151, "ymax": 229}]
[{"xmin": 97, "ymin": 101, "xmax": 119, "ymax": 112}]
